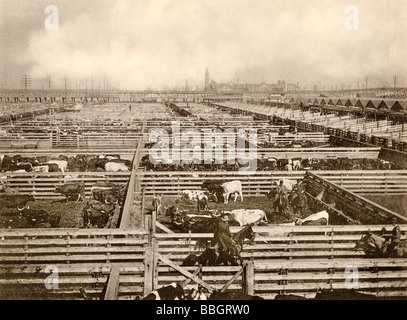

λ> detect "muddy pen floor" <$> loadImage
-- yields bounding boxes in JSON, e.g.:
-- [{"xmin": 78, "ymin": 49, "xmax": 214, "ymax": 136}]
[{"xmin": 2, "ymin": 199, "xmax": 122, "ymax": 229}]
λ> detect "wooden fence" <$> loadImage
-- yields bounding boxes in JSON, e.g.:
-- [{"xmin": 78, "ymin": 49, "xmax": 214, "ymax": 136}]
[
  {"xmin": 138, "ymin": 170, "xmax": 407, "ymax": 197},
  {"xmin": 1, "ymin": 222, "xmax": 407, "ymax": 300},
  {"xmin": 0, "ymin": 229, "xmax": 147, "ymax": 300},
  {"xmin": 0, "ymin": 172, "xmax": 130, "ymax": 199},
  {"xmin": 0, "ymin": 169, "xmax": 405, "ymax": 200}
]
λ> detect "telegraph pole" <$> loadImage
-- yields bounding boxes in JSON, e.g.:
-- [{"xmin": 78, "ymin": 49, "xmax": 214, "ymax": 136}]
[
  {"xmin": 46, "ymin": 75, "xmax": 53, "ymax": 90},
  {"xmin": 20, "ymin": 74, "xmax": 32, "ymax": 91}
]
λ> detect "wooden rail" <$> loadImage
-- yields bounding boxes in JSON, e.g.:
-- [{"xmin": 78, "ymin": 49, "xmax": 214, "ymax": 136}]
[
  {"xmin": 139, "ymin": 170, "xmax": 407, "ymax": 197},
  {"xmin": 120, "ymin": 138, "xmax": 143, "ymax": 229},
  {"xmin": 0, "ymin": 170, "xmax": 405, "ymax": 200}
]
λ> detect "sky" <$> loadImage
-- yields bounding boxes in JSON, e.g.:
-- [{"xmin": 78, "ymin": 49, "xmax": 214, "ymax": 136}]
[{"xmin": 0, "ymin": 0, "xmax": 406, "ymax": 90}]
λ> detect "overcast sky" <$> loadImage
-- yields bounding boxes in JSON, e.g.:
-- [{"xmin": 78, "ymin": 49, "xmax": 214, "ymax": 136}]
[{"xmin": 0, "ymin": 0, "xmax": 406, "ymax": 90}]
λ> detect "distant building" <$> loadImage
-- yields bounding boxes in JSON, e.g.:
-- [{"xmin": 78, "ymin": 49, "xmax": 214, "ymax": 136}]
[{"xmin": 204, "ymin": 68, "xmax": 210, "ymax": 92}]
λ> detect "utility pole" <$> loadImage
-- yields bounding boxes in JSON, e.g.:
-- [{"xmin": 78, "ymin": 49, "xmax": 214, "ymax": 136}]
[
  {"xmin": 20, "ymin": 74, "xmax": 32, "ymax": 91},
  {"xmin": 63, "ymin": 77, "xmax": 68, "ymax": 91},
  {"xmin": 46, "ymin": 75, "xmax": 53, "ymax": 90},
  {"xmin": 365, "ymin": 76, "xmax": 368, "ymax": 90},
  {"xmin": 394, "ymin": 75, "xmax": 397, "ymax": 88}
]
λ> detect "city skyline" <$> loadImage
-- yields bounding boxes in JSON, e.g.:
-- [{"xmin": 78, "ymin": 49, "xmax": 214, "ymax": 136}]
[{"xmin": 1, "ymin": 0, "xmax": 406, "ymax": 90}]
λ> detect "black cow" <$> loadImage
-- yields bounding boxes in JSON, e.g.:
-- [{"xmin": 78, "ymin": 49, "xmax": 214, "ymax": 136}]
[
  {"xmin": 0, "ymin": 215, "xmax": 28, "ymax": 229},
  {"xmin": 54, "ymin": 182, "xmax": 85, "ymax": 202},
  {"xmin": 82, "ymin": 200, "xmax": 115, "ymax": 228},
  {"xmin": 19, "ymin": 209, "xmax": 61, "ymax": 228},
  {"xmin": 87, "ymin": 158, "xmax": 108, "ymax": 171},
  {"xmin": 0, "ymin": 194, "xmax": 34, "ymax": 209},
  {"xmin": 7, "ymin": 163, "xmax": 32, "ymax": 172},
  {"xmin": 201, "ymin": 181, "xmax": 224, "ymax": 203},
  {"xmin": 209, "ymin": 290, "xmax": 264, "ymax": 300},
  {"xmin": 141, "ymin": 283, "xmax": 185, "ymax": 300},
  {"xmin": 314, "ymin": 289, "xmax": 379, "ymax": 300},
  {"xmin": 90, "ymin": 183, "xmax": 126, "ymax": 205}
]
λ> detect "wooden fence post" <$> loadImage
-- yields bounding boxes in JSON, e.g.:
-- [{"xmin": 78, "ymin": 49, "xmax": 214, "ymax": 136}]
[
  {"xmin": 104, "ymin": 266, "xmax": 120, "ymax": 300},
  {"xmin": 243, "ymin": 261, "xmax": 255, "ymax": 295},
  {"xmin": 144, "ymin": 246, "xmax": 154, "ymax": 296}
]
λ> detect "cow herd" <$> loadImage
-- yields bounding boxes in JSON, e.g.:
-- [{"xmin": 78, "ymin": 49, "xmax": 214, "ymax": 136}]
[
  {"xmin": 162, "ymin": 179, "xmax": 330, "ymax": 233},
  {"xmin": 0, "ymin": 154, "xmax": 132, "ymax": 173},
  {"xmin": 141, "ymin": 156, "xmax": 399, "ymax": 172},
  {"xmin": 0, "ymin": 181, "xmax": 127, "ymax": 229},
  {"xmin": 0, "ymin": 194, "xmax": 61, "ymax": 229}
]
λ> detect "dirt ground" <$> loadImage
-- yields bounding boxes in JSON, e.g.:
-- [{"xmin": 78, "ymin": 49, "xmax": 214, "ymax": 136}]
[
  {"xmin": 363, "ymin": 194, "xmax": 407, "ymax": 217},
  {"xmin": 5, "ymin": 199, "xmax": 122, "ymax": 229}
]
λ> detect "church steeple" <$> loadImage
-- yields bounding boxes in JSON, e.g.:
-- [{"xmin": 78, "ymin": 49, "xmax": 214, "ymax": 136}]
[{"xmin": 205, "ymin": 68, "xmax": 210, "ymax": 91}]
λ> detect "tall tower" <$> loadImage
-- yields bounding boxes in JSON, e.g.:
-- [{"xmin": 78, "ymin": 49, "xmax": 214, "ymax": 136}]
[{"xmin": 204, "ymin": 68, "xmax": 210, "ymax": 91}]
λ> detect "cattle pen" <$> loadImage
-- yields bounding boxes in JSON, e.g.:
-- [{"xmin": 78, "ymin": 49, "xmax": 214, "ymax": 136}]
[{"xmin": 1, "ymin": 218, "xmax": 407, "ymax": 300}]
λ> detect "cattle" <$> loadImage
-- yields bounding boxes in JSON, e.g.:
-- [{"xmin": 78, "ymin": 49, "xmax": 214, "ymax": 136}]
[
  {"xmin": 152, "ymin": 194, "xmax": 162, "ymax": 214},
  {"xmin": 82, "ymin": 201, "xmax": 115, "ymax": 228},
  {"xmin": 0, "ymin": 216, "xmax": 27, "ymax": 229},
  {"xmin": 7, "ymin": 162, "xmax": 32, "ymax": 172},
  {"xmin": 47, "ymin": 160, "xmax": 68, "ymax": 172},
  {"xmin": 90, "ymin": 183, "xmax": 126, "ymax": 205},
  {"xmin": 186, "ymin": 288, "xmax": 207, "ymax": 300},
  {"xmin": 0, "ymin": 194, "xmax": 34, "ymax": 210},
  {"xmin": 226, "ymin": 209, "xmax": 268, "ymax": 226},
  {"xmin": 295, "ymin": 210, "xmax": 329, "ymax": 225},
  {"xmin": 221, "ymin": 180, "xmax": 243, "ymax": 204},
  {"xmin": 274, "ymin": 179, "xmax": 296, "ymax": 192},
  {"xmin": 104, "ymin": 162, "xmax": 129, "ymax": 172},
  {"xmin": 141, "ymin": 283, "xmax": 185, "ymax": 300},
  {"xmin": 197, "ymin": 193, "xmax": 209, "ymax": 211},
  {"xmin": 209, "ymin": 290, "xmax": 264, "ymax": 300},
  {"xmin": 181, "ymin": 190, "xmax": 207, "ymax": 201},
  {"xmin": 87, "ymin": 158, "xmax": 108, "ymax": 171},
  {"xmin": 201, "ymin": 181, "xmax": 224, "ymax": 203},
  {"xmin": 19, "ymin": 208, "xmax": 61, "ymax": 228},
  {"xmin": 313, "ymin": 289, "xmax": 379, "ymax": 300},
  {"xmin": 54, "ymin": 182, "xmax": 85, "ymax": 202}
]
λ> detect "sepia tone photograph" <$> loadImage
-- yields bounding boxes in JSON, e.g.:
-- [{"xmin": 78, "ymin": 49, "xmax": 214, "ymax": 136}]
[{"xmin": 0, "ymin": 0, "xmax": 406, "ymax": 304}]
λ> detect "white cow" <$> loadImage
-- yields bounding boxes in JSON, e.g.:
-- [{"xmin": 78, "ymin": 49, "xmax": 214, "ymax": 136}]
[
  {"xmin": 278, "ymin": 179, "xmax": 296, "ymax": 192},
  {"xmin": 181, "ymin": 190, "xmax": 206, "ymax": 201},
  {"xmin": 221, "ymin": 180, "xmax": 243, "ymax": 204},
  {"xmin": 295, "ymin": 210, "xmax": 329, "ymax": 225},
  {"xmin": 47, "ymin": 160, "xmax": 68, "ymax": 173},
  {"xmin": 226, "ymin": 209, "xmax": 268, "ymax": 226},
  {"xmin": 105, "ymin": 162, "xmax": 129, "ymax": 172}
]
